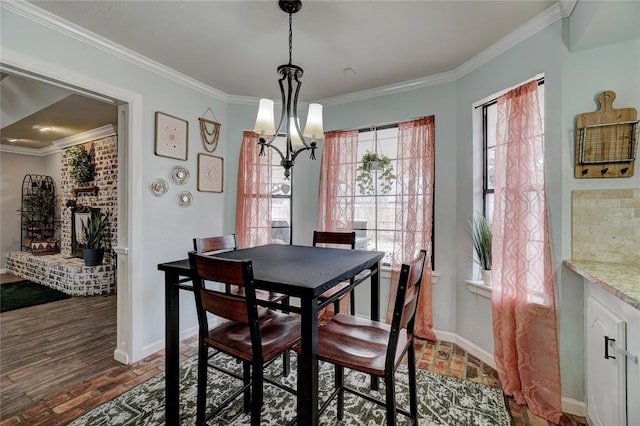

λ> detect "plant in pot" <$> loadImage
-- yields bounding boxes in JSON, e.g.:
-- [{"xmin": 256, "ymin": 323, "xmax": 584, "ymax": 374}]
[
  {"xmin": 21, "ymin": 185, "xmax": 60, "ymax": 254},
  {"xmin": 81, "ymin": 211, "xmax": 109, "ymax": 266},
  {"xmin": 68, "ymin": 145, "xmax": 94, "ymax": 186},
  {"xmin": 356, "ymin": 151, "xmax": 396, "ymax": 195},
  {"xmin": 469, "ymin": 213, "xmax": 492, "ymax": 286}
]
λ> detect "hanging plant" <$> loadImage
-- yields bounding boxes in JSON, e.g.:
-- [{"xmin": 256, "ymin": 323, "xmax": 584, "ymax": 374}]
[
  {"xmin": 356, "ymin": 151, "xmax": 396, "ymax": 195},
  {"xmin": 68, "ymin": 145, "xmax": 94, "ymax": 185}
]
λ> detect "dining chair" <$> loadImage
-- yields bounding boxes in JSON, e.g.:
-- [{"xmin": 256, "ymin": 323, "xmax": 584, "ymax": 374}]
[
  {"xmin": 313, "ymin": 249, "xmax": 427, "ymax": 425},
  {"xmin": 188, "ymin": 251, "xmax": 301, "ymax": 426},
  {"xmin": 193, "ymin": 235, "xmax": 292, "ymax": 376},
  {"xmin": 313, "ymin": 231, "xmax": 371, "ymax": 316}
]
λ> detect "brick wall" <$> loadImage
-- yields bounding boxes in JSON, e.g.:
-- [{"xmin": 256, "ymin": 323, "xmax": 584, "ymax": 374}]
[
  {"xmin": 572, "ymin": 188, "xmax": 640, "ymax": 264},
  {"xmin": 60, "ymin": 136, "xmax": 118, "ymax": 264}
]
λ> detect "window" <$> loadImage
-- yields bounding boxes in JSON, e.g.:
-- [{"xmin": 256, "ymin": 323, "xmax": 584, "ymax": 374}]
[
  {"xmin": 480, "ymin": 80, "xmax": 544, "ymax": 218},
  {"xmin": 353, "ymin": 125, "xmax": 434, "ymax": 267},
  {"xmin": 269, "ymin": 136, "xmax": 292, "ymax": 244},
  {"xmin": 353, "ymin": 126, "xmax": 398, "ymax": 264}
]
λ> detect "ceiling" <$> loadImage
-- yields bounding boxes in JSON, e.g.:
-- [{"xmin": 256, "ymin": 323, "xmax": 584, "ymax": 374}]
[{"xmin": 1, "ymin": 0, "xmax": 558, "ymax": 150}]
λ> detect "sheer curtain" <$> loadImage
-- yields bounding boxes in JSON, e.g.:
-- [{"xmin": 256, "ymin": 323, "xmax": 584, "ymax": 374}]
[
  {"xmin": 317, "ymin": 130, "xmax": 359, "ymax": 231},
  {"xmin": 235, "ymin": 131, "xmax": 273, "ymax": 248},
  {"xmin": 491, "ymin": 81, "xmax": 562, "ymax": 422},
  {"xmin": 387, "ymin": 116, "xmax": 436, "ymax": 341}
]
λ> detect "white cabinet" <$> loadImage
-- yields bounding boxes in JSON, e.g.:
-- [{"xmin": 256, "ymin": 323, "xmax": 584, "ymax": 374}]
[{"xmin": 586, "ymin": 282, "xmax": 640, "ymax": 426}]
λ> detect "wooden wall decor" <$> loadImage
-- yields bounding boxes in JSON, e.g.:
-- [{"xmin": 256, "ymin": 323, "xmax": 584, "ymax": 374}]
[{"xmin": 575, "ymin": 90, "xmax": 638, "ymax": 178}]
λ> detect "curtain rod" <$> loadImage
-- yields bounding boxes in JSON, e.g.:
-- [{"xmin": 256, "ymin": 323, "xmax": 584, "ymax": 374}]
[
  {"xmin": 474, "ymin": 77, "xmax": 544, "ymax": 110},
  {"xmin": 327, "ymin": 114, "xmax": 432, "ymax": 134}
]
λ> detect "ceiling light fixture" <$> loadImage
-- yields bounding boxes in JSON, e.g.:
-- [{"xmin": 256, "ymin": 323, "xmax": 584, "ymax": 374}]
[{"xmin": 253, "ymin": 0, "xmax": 324, "ymax": 179}]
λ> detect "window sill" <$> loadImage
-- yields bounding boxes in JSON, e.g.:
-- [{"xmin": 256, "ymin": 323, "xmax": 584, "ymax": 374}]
[{"xmin": 466, "ymin": 280, "xmax": 492, "ymax": 299}]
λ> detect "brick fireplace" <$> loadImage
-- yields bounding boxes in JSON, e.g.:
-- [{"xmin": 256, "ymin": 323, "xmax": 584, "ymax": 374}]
[{"xmin": 7, "ymin": 134, "xmax": 118, "ymax": 296}]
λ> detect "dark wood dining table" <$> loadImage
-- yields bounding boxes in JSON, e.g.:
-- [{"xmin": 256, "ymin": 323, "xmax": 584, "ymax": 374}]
[{"xmin": 157, "ymin": 244, "xmax": 384, "ymax": 426}]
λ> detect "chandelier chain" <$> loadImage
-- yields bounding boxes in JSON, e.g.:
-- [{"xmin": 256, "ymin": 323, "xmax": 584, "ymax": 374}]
[{"xmin": 288, "ymin": 12, "xmax": 293, "ymax": 64}]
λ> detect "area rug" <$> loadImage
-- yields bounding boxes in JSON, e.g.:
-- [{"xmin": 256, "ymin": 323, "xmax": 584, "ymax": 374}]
[
  {"xmin": 70, "ymin": 352, "xmax": 511, "ymax": 426},
  {"xmin": 0, "ymin": 280, "xmax": 71, "ymax": 313}
]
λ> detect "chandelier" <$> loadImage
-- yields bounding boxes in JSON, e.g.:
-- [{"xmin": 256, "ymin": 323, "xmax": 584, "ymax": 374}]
[{"xmin": 253, "ymin": 0, "xmax": 324, "ymax": 179}]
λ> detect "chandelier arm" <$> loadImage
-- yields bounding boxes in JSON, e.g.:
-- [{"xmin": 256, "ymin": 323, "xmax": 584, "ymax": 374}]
[
  {"xmin": 291, "ymin": 72, "xmax": 310, "ymax": 148},
  {"xmin": 259, "ymin": 137, "xmax": 286, "ymax": 162}
]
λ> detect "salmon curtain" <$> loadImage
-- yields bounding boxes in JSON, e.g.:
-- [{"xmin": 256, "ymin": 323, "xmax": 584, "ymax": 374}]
[
  {"xmin": 386, "ymin": 116, "xmax": 436, "ymax": 341},
  {"xmin": 235, "ymin": 131, "xmax": 273, "ymax": 248},
  {"xmin": 491, "ymin": 81, "xmax": 562, "ymax": 422},
  {"xmin": 317, "ymin": 130, "xmax": 359, "ymax": 232}
]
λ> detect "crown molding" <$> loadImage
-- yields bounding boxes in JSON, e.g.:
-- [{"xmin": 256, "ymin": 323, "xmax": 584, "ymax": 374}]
[
  {"xmin": 0, "ymin": 124, "xmax": 116, "ymax": 157},
  {"xmin": 5, "ymin": 0, "xmax": 565, "ymax": 109},
  {"xmin": 318, "ymin": 71, "xmax": 458, "ymax": 107},
  {"xmin": 454, "ymin": 2, "xmax": 564, "ymax": 79},
  {"xmin": 2, "ymin": 0, "xmax": 229, "ymax": 103}
]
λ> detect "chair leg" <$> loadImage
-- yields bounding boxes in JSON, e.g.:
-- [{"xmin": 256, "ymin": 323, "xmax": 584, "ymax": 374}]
[
  {"xmin": 196, "ymin": 342, "xmax": 208, "ymax": 426},
  {"xmin": 384, "ymin": 372, "xmax": 397, "ymax": 426},
  {"xmin": 334, "ymin": 300, "xmax": 340, "ymax": 315},
  {"xmin": 251, "ymin": 361, "xmax": 264, "ymax": 426},
  {"xmin": 243, "ymin": 361, "xmax": 251, "ymax": 413},
  {"xmin": 336, "ymin": 365, "xmax": 345, "ymax": 421},
  {"xmin": 282, "ymin": 297, "xmax": 291, "ymax": 376},
  {"xmin": 407, "ymin": 342, "xmax": 418, "ymax": 423},
  {"xmin": 350, "ymin": 290, "xmax": 356, "ymax": 315}
]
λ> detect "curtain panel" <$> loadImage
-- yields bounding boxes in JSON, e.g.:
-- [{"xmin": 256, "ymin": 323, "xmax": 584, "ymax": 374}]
[
  {"xmin": 388, "ymin": 116, "xmax": 436, "ymax": 341},
  {"xmin": 317, "ymin": 130, "xmax": 360, "ymax": 232},
  {"xmin": 235, "ymin": 131, "xmax": 273, "ymax": 248},
  {"xmin": 491, "ymin": 81, "xmax": 562, "ymax": 423}
]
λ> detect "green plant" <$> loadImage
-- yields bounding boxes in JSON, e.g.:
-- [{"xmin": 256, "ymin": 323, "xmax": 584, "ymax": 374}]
[
  {"xmin": 356, "ymin": 151, "xmax": 396, "ymax": 195},
  {"xmin": 22, "ymin": 187, "xmax": 59, "ymax": 240},
  {"xmin": 82, "ymin": 211, "xmax": 109, "ymax": 249},
  {"xmin": 469, "ymin": 213, "xmax": 492, "ymax": 270},
  {"xmin": 68, "ymin": 145, "xmax": 94, "ymax": 185}
]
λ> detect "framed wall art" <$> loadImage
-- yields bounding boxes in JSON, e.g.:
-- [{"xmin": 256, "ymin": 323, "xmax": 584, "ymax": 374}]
[
  {"xmin": 197, "ymin": 153, "xmax": 223, "ymax": 193},
  {"xmin": 155, "ymin": 112, "xmax": 188, "ymax": 160}
]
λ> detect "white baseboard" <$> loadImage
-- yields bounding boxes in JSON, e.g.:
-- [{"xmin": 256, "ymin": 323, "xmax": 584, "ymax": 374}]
[
  {"xmin": 561, "ymin": 397, "xmax": 586, "ymax": 417},
  {"xmin": 139, "ymin": 325, "xmax": 199, "ymax": 361},
  {"xmin": 433, "ymin": 328, "xmax": 497, "ymax": 369},
  {"xmin": 113, "ymin": 348, "xmax": 130, "ymax": 365},
  {"xmin": 433, "ymin": 328, "xmax": 586, "ymax": 415}
]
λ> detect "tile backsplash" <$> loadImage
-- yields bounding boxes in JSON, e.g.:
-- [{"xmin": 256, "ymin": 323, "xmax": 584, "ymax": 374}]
[{"xmin": 572, "ymin": 189, "xmax": 640, "ymax": 265}]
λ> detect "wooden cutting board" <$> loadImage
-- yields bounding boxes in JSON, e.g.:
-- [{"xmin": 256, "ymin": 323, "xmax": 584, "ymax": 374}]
[{"xmin": 575, "ymin": 90, "xmax": 638, "ymax": 178}]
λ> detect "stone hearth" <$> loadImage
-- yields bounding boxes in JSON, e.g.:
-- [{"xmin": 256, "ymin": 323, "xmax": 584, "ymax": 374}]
[{"xmin": 7, "ymin": 251, "xmax": 115, "ymax": 296}]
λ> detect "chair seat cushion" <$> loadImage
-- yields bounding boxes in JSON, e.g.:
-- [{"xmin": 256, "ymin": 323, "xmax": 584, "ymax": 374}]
[
  {"xmin": 315, "ymin": 313, "xmax": 409, "ymax": 376},
  {"xmin": 205, "ymin": 310, "xmax": 300, "ymax": 363}
]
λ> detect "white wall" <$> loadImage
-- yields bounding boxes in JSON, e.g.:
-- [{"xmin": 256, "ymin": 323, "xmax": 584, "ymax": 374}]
[
  {"xmin": 2, "ymin": 5, "xmax": 227, "ymax": 361},
  {"xmin": 0, "ymin": 153, "xmax": 49, "ymax": 267}
]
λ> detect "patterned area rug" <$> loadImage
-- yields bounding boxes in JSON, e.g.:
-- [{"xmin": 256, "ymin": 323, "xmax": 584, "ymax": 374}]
[{"xmin": 70, "ymin": 353, "xmax": 511, "ymax": 425}]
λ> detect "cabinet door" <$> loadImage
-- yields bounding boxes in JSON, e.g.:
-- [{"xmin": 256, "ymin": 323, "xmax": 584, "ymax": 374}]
[{"xmin": 587, "ymin": 295, "xmax": 627, "ymax": 426}]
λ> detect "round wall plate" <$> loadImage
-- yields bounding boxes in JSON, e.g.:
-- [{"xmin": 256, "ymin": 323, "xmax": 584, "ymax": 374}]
[
  {"xmin": 177, "ymin": 191, "xmax": 193, "ymax": 207},
  {"xmin": 170, "ymin": 165, "xmax": 190, "ymax": 185},
  {"xmin": 150, "ymin": 179, "xmax": 169, "ymax": 197}
]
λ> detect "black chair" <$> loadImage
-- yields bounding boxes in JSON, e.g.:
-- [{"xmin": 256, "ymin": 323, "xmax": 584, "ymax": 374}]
[
  {"xmin": 188, "ymin": 252, "xmax": 300, "ymax": 426},
  {"xmin": 312, "ymin": 249, "xmax": 427, "ymax": 425},
  {"xmin": 313, "ymin": 231, "xmax": 371, "ymax": 316},
  {"xmin": 193, "ymin": 234, "xmax": 292, "ymax": 376}
]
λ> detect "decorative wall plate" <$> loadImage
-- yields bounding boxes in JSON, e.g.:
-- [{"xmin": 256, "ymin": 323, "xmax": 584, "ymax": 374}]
[
  {"xmin": 177, "ymin": 191, "xmax": 193, "ymax": 207},
  {"xmin": 150, "ymin": 179, "xmax": 169, "ymax": 197},
  {"xmin": 170, "ymin": 165, "xmax": 190, "ymax": 185}
]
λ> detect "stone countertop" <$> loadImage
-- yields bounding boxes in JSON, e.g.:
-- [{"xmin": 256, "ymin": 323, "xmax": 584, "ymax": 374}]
[{"xmin": 564, "ymin": 259, "xmax": 640, "ymax": 310}]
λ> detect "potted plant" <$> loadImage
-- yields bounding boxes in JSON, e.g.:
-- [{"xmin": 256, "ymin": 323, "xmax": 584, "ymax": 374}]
[
  {"xmin": 81, "ymin": 210, "xmax": 109, "ymax": 266},
  {"xmin": 469, "ymin": 213, "xmax": 492, "ymax": 285},
  {"xmin": 356, "ymin": 151, "xmax": 396, "ymax": 195},
  {"xmin": 21, "ymin": 185, "xmax": 60, "ymax": 255},
  {"xmin": 68, "ymin": 145, "xmax": 94, "ymax": 186}
]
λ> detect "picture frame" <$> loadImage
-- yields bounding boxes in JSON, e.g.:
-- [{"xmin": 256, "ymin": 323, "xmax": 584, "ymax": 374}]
[
  {"xmin": 197, "ymin": 153, "xmax": 223, "ymax": 193},
  {"xmin": 154, "ymin": 112, "xmax": 188, "ymax": 160}
]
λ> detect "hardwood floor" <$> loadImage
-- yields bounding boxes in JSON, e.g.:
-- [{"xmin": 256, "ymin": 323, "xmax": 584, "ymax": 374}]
[{"xmin": 0, "ymin": 273, "xmax": 585, "ymax": 425}]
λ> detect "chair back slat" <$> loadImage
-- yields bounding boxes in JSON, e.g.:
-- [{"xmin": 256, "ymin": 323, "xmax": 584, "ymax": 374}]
[
  {"xmin": 386, "ymin": 250, "xmax": 427, "ymax": 367},
  {"xmin": 193, "ymin": 234, "xmax": 237, "ymax": 254},
  {"xmin": 188, "ymin": 252, "xmax": 259, "ymax": 327},
  {"xmin": 313, "ymin": 231, "xmax": 356, "ymax": 249}
]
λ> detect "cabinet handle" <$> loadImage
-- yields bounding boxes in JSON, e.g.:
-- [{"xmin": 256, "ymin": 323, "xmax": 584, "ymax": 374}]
[
  {"xmin": 604, "ymin": 336, "xmax": 616, "ymax": 360},
  {"xmin": 604, "ymin": 335, "xmax": 639, "ymax": 363}
]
